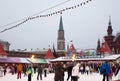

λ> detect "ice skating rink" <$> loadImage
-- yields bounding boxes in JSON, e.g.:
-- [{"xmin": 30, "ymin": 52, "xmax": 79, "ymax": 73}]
[{"xmin": 0, "ymin": 72, "xmax": 115, "ymax": 81}]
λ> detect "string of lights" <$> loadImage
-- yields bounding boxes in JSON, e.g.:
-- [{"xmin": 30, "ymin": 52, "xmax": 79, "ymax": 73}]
[
  {"xmin": 0, "ymin": 0, "xmax": 93, "ymax": 33},
  {"xmin": 0, "ymin": 0, "xmax": 71, "ymax": 29}
]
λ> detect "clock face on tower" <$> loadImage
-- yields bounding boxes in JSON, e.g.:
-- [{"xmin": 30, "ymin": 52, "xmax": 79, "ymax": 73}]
[
  {"xmin": 59, "ymin": 31, "xmax": 64, "ymax": 39},
  {"xmin": 60, "ymin": 44, "xmax": 63, "ymax": 50}
]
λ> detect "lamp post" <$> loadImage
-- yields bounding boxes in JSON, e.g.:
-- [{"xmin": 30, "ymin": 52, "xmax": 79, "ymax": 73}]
[
  {"xmin": 31, "ymin": 55, "xmax": 35, "ymax": 61},
  {"xmin": 72, "ymin": 54, "xmax": 76, "ymax": 62},
  {"xmin": 30, "ymin": 55, "xmax": 35, "ymax": 66}
]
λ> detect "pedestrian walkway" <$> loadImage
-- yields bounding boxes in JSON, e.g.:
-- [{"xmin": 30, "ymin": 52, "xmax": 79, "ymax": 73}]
[{"xmin": 0, "ymin": 72, "xmax": 114, "ymax": 81}]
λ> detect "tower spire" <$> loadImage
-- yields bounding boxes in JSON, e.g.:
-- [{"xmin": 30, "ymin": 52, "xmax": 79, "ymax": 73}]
[
  {"xmin": 107, "ymin": 16, "xmax": 113, "ymax": 35},
  {"xmin": 59, "ymin": 16, "xmax": 64, "ymax": 30},
  {"xmin": 97, "ymin": 39, "xmax": 100, "ymax": 49},
  {"xmin": 57, "ymin": 15, "xmax": 65, "ymax": 52},
  {"xmin": 109, "ymin": 16, "xmax": 111, "ymax": 26}
]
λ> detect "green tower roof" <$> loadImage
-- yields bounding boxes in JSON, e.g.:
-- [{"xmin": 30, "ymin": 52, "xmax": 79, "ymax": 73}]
[
  {"xmin": 59, "ymin": 16, "xmax": 64, "ymax": 30},
  {"xmin": 108, "ymin": 16, "xmax": 111, "ymax": 26}
]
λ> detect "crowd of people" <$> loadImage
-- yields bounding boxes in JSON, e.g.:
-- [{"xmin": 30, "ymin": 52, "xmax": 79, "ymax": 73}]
[
  {"xmin": 53, "ymin": 61, "xmax": 120, "ymax": 81},
  {"xmin": 36, "ymin": 61, "xmax": 118, "ymax": 81},
  {"xmin": 0, "ymin": 63, "xmax": 49, "ymax": 81},
  {"xmin": 0, "ymin": 61, "xmax": 120, "ymax": 81}
]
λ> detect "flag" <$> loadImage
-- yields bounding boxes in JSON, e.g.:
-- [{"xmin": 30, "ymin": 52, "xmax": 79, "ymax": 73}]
[
  {"xmin": 85, "ymin": 51, "xmax": 89, "ymax": 56},
  {"xmin": 80, "ymin": 51, "xmax": 85, "ymax": 57},
  {"xmin": 92, "ymin": 50, "xmax": 96, "ymax": 56},
  {"xmin": 89, "ymin": 50, "xmax": 92, "ymax": 56}
]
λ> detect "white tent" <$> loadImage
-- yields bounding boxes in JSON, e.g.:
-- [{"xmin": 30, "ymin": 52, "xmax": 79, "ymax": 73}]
[{"xmin": 50, "ymin": 54, "xmax": 120, "ymax": 62}]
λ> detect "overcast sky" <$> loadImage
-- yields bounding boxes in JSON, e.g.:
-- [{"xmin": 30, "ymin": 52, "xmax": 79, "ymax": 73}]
[{"xmin": 0, "ymin": 0, "xmax": 120, "ymax": 51}]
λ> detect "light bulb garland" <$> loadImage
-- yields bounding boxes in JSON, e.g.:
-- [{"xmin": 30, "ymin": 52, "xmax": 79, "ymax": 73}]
[{"xmin": 0, "ymin": 0, "xmax": 93, "ymax": 33}]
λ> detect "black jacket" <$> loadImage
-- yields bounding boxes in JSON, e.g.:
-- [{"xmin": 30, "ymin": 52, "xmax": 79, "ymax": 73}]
[{"xmin": 115, "ymin": 65, "xmax": 120, "ymax": 76}]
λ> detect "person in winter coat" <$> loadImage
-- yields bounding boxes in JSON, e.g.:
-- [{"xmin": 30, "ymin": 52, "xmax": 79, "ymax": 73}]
[
  {"xmin": 54, "ymin": 62, "xmax": 63, "ymax": 81},
  {"xmin": 27, "ymin": 66, "xmax": 33, "ymax": 81},
  {"xmin": 17, "ymin": 64, "xmax": 22, "ymax": 79},
  {"xmin": 61, "ymin": 63, "xmax": 65, "ymax": 81},
  {"xmin": 37, "ymin": 65, "xmax": 43, "ymax": 80},
  {"xmin": 86, "ymin": 65, "xmax": 90, "ymax": 75},
  {"xmin": 0, "ymin": 65, "xmax": 3, "ymax": 77},
  {"xmin": 115, "ymin": 64, "xmax": 120, "ymax": 76},
  {"xmin": 113, "ymin": 64, "xmax": 120, "ymax": 81},
  {"xmin": 72, "ymin": 63, "xmax": 80, "ymax": 81},
  {"xmin": 66, "ymin": 64, "xmax": 73, "ymax": 81},
  {"xmin": 108, "ymin": 68, "xmax": 113, "ymax": 81},
  {"xmin": 3, "ymin": 66, "xmax": 7, "ymax": 76},
  {"xmin": 100, "ymin": 61, "xmax": 110, "ymax": 81},
  {"xmin": 44, "ymin": 66, "xmax": 47, "ymax": 77},
  {"xmin": 11, "ymin": 66, "xmax": 15, "ymax": 75},
  {"xmin": 23, "ymin": 64, "xmax": 27, "ymax": 77}
]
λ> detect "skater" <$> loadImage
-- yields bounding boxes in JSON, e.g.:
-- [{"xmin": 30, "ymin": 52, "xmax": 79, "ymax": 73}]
[
  {"xmin": 23, "ymin": 64, "xmax": 27, "ymax": 77},
  {"xmin": 66, "ymin": 64, "xmax": 73, "ymax": 81},
  {"xmin": 72, "ymin": 63, "xmax": 80, "ymax": 81},
  {"xmin": 37, "ymin": 65, "xmax": 43, "ymax": 80},
  {"xmin": 44, "ymin": 66, "xmax": 47, "ymax": 77},
  {"xmin": 27, "ymin": 66, "xmax": 33, "ymax": 81},
  {"xmin": 0, "ymin": 65, "xmax": 3, "ymax": 77},
  {"xmin": 17, "ymin": 64, "xmax": 22, "ymax": 79},
  {"xmin": 113, "ymin": 64, "xmax": 120, "ymax": 81},
  {"xmin": 54, "ymin": 62, "xmax": 63, "ymax": 81},
  {"xmin": 3, "ymin": 66, "xmax": 7, "ymax": 76},
  {"xmin": 100, "ymin": 61, "xmax": 110, "ymax": 81}
]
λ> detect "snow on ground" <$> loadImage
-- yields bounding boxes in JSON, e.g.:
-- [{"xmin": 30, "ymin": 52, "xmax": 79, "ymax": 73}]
[{"xmin": 0, "ymin": 72, "xmax": 108, "ymax": 81}]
